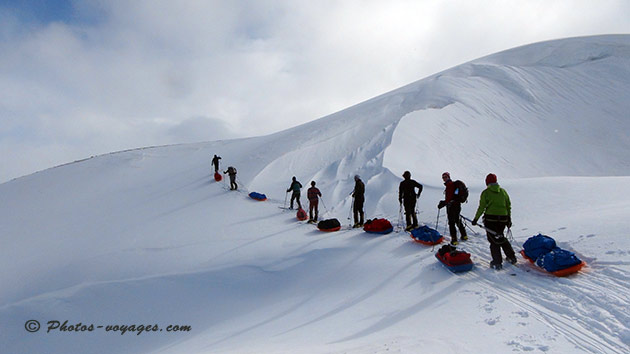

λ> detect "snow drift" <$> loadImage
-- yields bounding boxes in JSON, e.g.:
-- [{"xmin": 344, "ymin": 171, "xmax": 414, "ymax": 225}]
[{"xmin": 1, "ymin": 35, "xmax": 630, "ymax": 353}]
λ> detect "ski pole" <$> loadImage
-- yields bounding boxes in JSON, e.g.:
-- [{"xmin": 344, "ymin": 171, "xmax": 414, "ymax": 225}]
[
  {"xmin": 461, "ymin": 215, "xmax": 498, "ymax": 235},
  {"xmin": 436, "ymin": 208, "xmax": 441, "ymax": 230},
  {"xmin": 398, "ymin": 202, "xmax": 403, "ymax": 231},
  {"xmin": 348, "ymin": 196, "xmax": 354, "ymax": 220},
  {"xmin": 461, "ymin": 215, "xmax": 507, "ymax": 244},
  {"xmin": 320, "ymin": 197, "xmax": 329, "ymax": 214}
]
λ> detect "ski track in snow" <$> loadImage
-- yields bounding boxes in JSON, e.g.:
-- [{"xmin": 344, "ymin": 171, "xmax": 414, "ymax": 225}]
[{"xmin": 455, "ymin": 227, "xmax": 630, "ymax": 354}]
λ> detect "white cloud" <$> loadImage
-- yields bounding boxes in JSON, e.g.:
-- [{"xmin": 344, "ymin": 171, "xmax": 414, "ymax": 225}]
[{"xmin": 1, "ymin": 0, "xmax": 630, "ymax": 182}]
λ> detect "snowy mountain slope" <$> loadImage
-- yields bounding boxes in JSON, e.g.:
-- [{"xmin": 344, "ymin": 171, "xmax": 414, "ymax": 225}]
[{"xmin": 1, "ymin": 35, "xmax": 630, "ymax": 353}]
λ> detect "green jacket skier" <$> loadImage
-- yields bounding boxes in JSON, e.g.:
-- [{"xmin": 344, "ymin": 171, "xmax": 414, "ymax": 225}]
[{"xmin": 472, "ymin": 173, "xmax": 516, "ymax": 269}]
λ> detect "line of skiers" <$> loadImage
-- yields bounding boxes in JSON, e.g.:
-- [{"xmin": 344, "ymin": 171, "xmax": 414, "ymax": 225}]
[{"xmin": 212, "ymin": 153, "xmax": 515, "ymax": 270}]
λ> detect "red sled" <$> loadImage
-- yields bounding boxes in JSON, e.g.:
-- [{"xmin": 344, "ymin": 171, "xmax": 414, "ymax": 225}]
[
  {"xmin": 435, "ymin": 246, "xmax": 474, "ymax": 273},
  {"xmin": 214, "ymin": 172, "xmax": 222, "ymax": 182},
  {"xmin": 363, "ymin": 218, "xmax": 393, "ymax": 235},
  {"xmin": 296, "ymin": 208, "xmax": 308, "ymax": 221},
  {"xmin": 520, "ymin": 250, "xmax": 585, "ymax": 277}
]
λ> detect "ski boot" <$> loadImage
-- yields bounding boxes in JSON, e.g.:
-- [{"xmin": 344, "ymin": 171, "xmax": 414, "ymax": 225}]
[{"xmin": 490, "ymin": 262, "xmax": 503, "ymax": 270}]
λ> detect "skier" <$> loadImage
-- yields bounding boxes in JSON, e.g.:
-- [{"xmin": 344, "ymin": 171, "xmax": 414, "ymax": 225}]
[
  {"xmin": 438, "ymin": 172, "xmax": 467, "ymax": 245},
  {"xmin": 286, "ymin": 176, "xmax": 303, "ymax": 210},
  {"xmin": 211, "ymin": 154, "xmax": 221, "ymax": 173},
  {"xmin": 224, "ymin": 166, "xmax": 238, "ymax": 190},
  {"xmin": 472, "ymin": 173, "xmax": 517, "ymax": 270},
  {"xmin": 307, "ymin": 181, "xmax": 322, "ymax": 223},
  {"xmin": 398, "ymin": 171, "xmax": 423, "ymax": 231},
  {"xmin": 352, "ymin": 175, "xmax": 365, "ymax": 228}
]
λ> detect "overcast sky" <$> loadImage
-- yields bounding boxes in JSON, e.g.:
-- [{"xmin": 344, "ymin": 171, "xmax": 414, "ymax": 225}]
[{"xmin": 1, "ymin": 0, "xmax": 629, "ymax": 183}]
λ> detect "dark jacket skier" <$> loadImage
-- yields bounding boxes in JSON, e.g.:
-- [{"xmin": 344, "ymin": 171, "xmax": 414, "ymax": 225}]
[
  {"xmin": 438, "ymin": 172, "xmax": 467, "ymax": 245},
  {"xmin": 212, "ymin": 155, "xmax": 221, "ymax": 173},
  {"xmin": 286, "ymin": 177, "xmax": 303, "ymax": 209},
  {"xmin": 224, "ymin": 166, "xmax": 237, "ymax": 190},
  {"xmin": 472, "ymin": 173, "xmax": 517, "ymax": 269},
  {"xmin": 352, "ymin": 175, "xmax": 365, "ymax": 228},
  {"xmin": 307, "ymin": 181, "xmax": 322, "ymax": 222},
  {"xmin": 398, "ymin": 171, "xmax": 423, "ymax": 231}
]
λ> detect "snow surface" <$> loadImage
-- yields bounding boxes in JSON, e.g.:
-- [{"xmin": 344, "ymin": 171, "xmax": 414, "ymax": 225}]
[{"xmin": 1, "ymin": 34, "xmax": 630, "ymax": 353}]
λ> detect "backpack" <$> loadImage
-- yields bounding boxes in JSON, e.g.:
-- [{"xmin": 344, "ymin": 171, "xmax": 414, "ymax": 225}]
[
  {"xmin": 522, "ymin": 234, "xmax": 557, "ymax": 261},
  {"xmin": 536, "ymin": 248, "xmax": 582, "ymax": 272},
  {"xmin": 227, "ymin": 167, "xmax": 237, "ymax": 175},
  {"xmin": 453, "ymin": 180, "xmax": 468, "ymax": 203}
]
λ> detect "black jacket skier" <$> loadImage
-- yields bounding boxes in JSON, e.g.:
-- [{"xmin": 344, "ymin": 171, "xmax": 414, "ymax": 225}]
[
  {"xmin": 398, "ymin": 171, "xmax": 423, "ymax": 231},
  {"xmin": 212, "ymin": 155, "xmax": 221, "ymax": 173},
  {"xmin": 352, "ymin": 175, "xmax": 365, "ymax": 227},
  {"xmin": 286, "ymin": 177, "xmax": 303, "ymax": 209}
]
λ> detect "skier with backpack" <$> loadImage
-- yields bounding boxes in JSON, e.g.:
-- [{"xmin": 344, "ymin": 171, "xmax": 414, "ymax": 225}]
[
  {"xmin": 307, "ymin": 181, "xmax": 322, "ymax": 223},
  {"xmin": 286, "ymin": 177, "xmax": 303, "ymax": 210},
  {"xmin": 438, "ymin": 172, "xmax": 468, "ymax": 245},
  {"xmin": 352, "ymin": 175, "xmax": 365, "ymax": 228},
  {"xmin": 398, "ymin": 171, "xmax": 423, "ymax": 231},
  {"xmin": 224, "ymin": 166, "xmax": 238, "ymax": 190},
  {"xmin": 471, "ymin": 173, "xmax": 517, "ymax": 270}
]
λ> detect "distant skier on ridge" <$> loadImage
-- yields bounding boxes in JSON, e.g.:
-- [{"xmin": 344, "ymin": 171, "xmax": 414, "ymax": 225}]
[
  {"xmin": 212, "ymin": 154, "xmax": 221, "ymax": 173},
  {"xmin": 224, "ymin": 166, "xmax": 238, "ymax": 190}
]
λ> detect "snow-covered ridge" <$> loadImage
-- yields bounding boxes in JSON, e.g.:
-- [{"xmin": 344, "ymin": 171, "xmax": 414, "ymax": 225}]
[{"xmin": 2, "ymin": 35, "xmax": 630, "ymax": 353}]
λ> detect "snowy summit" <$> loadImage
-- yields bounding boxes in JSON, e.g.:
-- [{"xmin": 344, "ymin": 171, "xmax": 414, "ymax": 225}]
[{"xmin": 1, "ymin": 35, "xmax": 630, "ymax": 353}]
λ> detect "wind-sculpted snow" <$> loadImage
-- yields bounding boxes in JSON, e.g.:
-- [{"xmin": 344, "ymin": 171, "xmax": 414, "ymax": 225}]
[{"xmin": 1, "ymin": 35, "xmax": 630, "ymax": 353}]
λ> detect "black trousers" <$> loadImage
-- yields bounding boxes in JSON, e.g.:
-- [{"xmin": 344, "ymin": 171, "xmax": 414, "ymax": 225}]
[
  {"xmin": 354, "ymin": 197, "xmax": 364, "ymax": 224},
  {"xmin": 290, "ymin": 192, "xmax": 302, "ymax": 209},
  {"xmin": 229, "ymin": 175, "xmax": 237, "ymax": 190},
  {"xmin": 403, "ymin": 198, "xmax": 418, "ymax": 227},
  {"xmin": 483, "ymin": 215, "xmax": 516, "ymax": 265},
  {"xmin": 447, "ymin": 202, "xmax": 467, "ymax": 242}
]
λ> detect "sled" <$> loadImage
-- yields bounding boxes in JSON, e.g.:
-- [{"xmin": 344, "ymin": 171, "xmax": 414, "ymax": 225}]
[
  {"xmin": 214, "ymin": 172, "xmax": 222, "ymax": 182},
  {"xmin": 363, "ymin": 218, "xmax": 393, "ymax": 235},
  {"xmin": 248, "ymin": 192, "xmax": 267, "ymax": 201},
  {"xmin": 410, "ymin": 225, "xmax": 444, "ymax": 245},
  {"xmin": 435, "ymin": 251, "xmax": 474, "ymax": 273},
  {"xmin": 520, "ymin": 250, "xmax": 585, "ymax": 277},
  {"xmin": 296, "ymin": 208, "xmax": 308, "ymax": 221},
  {"xmin": 317, "ymin": 218, "xmax": 341, "ymax": 232}
]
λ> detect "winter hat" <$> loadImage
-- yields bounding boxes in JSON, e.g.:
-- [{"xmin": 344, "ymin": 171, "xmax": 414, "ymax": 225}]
[
  {"xmin": 354, "ymin": 175, "xmax": 360, "ymax": 181},
  {"xmin": 311, "ymin": 181, "xmax": 316, "ymax": 186},
  {"xmin": 485, "ymin": 173, "xmax": 497, "ymax": 185},
  {"xmin": 442, "ymin": 172, "xmax": 450, "ymax": 179},
  {"xmin": 402, "ymin": 171, "xmax": 411, "ymax": 179},
  {"xmin": 292, "ymin": 176, "xmax": 296, "ymax": 181}
]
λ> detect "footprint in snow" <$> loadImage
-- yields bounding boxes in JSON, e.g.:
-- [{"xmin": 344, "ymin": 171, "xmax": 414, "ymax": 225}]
[{"xmin": 485, "ymin": 317, "xmax": 500, "ymax": 325}]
